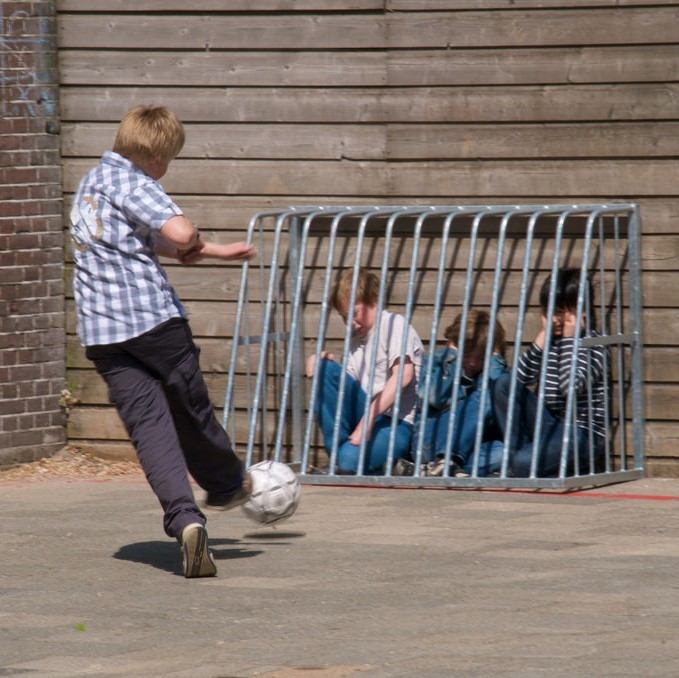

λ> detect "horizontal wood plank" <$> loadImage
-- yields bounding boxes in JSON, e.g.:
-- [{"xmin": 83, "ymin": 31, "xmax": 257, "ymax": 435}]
[
  {"xmin": 386, "ymin": 9, "xmax": 679, "ymax": 48},
  {"xmin": 58, "ymin": 46, "xmax": 679, "ymax": 87},
  {"xmin": 61, "ymin": 195, "xmax": 679, "ymax": 238},
  {"xmin": 68, "ymin": 220, "xmax": 636, "ymax": 271},
  {"xmin": 58, "ymin": 51, "xmax": 387, "ymax": 87},
  {"xmin": 66, "ymin": 407, "xmax": 292, "ymax": 452},
  {"xmin": 645, "ymin": 422, "xmax": 679, "ymax": 459},
  {"xmin": 61, "ymin": 158, "xmax": 679, "ymax": 198},
  {"xmin": 65, "ymin": 257, "xmax": 679, "ymax": 309},
  {"xmin": 57, "ymin": 15, "xmax": 387, "ymax": 50},
  {"xmin": 389, "ymin": 46, "xmax": 679, "ymax": 86},
  {"xmin": 65, "ymin": 381, "xmax": 679, "ymax": 434},
  {"xmin": 57, "ymin": 0, "xmax": 679, "ymax": 11},
  {"xmin": 67, "ymin": 339, "xmax": 679, "ymax": 385},
  {"xmin": 60, "ymin": 123, "xmax": 386, "ymax": 161},
  {"xmin": 389, "ymin": 0, "xmax": 679, "ymax": 9},
  {"xmin": 64, "ymin": 406, "xmax": 672, "ymax": 463},
  {"xmin": 386, "ymin": 122, "xmax": 679, "ymax": 160},
  {"xmin": 59, "ymin": 85, "xmax": 679, "ymax": 124},
  {"xmin": 59, "ymin": 121, "xmax": 679, "ymax": 161},
  {"xmin": 58, "ymin": 1, "xmax": 382, "ymax": 10},
  {"xmin": 65, "ymin": 300, "xmax": 672, "ymax": 346},
  {"xmin": 58, "ymin": 9, "xmax": 679, "ymax": 49}
]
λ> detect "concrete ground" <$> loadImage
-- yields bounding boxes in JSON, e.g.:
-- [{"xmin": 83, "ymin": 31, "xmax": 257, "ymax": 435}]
[{"xmin": 2, "ymin": 474, "xmax": 679, "ymax": 677}]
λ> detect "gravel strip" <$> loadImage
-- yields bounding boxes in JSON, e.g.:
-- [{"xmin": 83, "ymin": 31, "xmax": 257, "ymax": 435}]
[{"xmin": 0, "ymin": 446, "xmax": 142, "ymax": 481}]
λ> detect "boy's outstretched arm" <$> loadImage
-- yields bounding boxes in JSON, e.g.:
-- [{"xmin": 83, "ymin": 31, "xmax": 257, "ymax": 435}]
[
  {"xmin": 160, "ymin": 215, "xmax": 200, "ymax": 249},
  {"xmin": 179, "ymin": 240, "xmax": 256, "ymax": 264},
  {"xmin": 156, "ymin": 215, "xmax": 256, "ymax": 263}
]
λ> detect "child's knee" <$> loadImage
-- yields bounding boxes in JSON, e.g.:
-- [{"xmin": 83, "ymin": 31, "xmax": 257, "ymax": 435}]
[
  {"xmin": 337, "ymin": 443, "xmax": 360, "ymax": 474},
  {"xmin": 492, "ymin": 371, "xmax": 512, "ymax": 395}
]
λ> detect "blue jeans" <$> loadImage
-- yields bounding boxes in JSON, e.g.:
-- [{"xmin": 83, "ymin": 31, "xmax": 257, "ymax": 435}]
[
  {"xmin": 417, "ymin": 388, "xmax": 503, "ymax": 476},
  {"xmin": 312, "ymin": 359, "xmax": 413, "ymax": 474},
  {"xmin": 491, "ymin": 373, "xmax": 602, "ymax": 477}
]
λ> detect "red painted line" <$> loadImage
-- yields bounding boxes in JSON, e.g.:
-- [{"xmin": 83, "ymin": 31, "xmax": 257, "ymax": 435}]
[
  {"xmin": 309, "ymin": 483, "xmax": 679, "ymax": 501},
  {"xmin": 565, "ymin": 492, "xmax": 679, "ymax": 501}
]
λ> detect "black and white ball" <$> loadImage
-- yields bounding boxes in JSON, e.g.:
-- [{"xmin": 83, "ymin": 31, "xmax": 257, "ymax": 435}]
[{"xmin": 241, "ymin": 460, "xmax": 301, "ymax": 525}]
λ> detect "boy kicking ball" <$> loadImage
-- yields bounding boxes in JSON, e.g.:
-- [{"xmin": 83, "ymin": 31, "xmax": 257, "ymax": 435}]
[{"xmin": 70, "ymin": 105, "xmax": 255, "ymax": 578}]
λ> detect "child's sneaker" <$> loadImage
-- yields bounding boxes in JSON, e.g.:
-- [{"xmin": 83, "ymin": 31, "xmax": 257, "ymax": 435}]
[
  {"xmin": 425, "ymin": 458, "xmax": 446, "ymax": 477},
  {"xmin": 181, "ymin": 523, "xmax": 217, "ymax": 579},
  {"xmin": 392, "ymin": 459, "xmax": 416, "ymax": 476}
]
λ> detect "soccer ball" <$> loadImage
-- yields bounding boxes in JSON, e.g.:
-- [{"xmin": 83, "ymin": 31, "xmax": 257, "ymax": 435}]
[{"xmin": 241, "ymin": 460, "xmax": 301, "ymax": 525}]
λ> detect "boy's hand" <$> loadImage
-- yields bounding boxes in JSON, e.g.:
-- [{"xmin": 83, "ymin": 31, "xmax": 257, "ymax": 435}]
[
  {"xmin": 349, "ymin": 418, "xmax": 372, "ymax": 445},
  {"xmin": 561, "ymin": 310, "xmax": 581, "ymax": 338},
  {"xmin": 225, "ymin": 241, "xmax": 257, "ymax": 261},
  {"xmin": 305, "ymin": 351, "xmax": 335, "ymax": 378}
]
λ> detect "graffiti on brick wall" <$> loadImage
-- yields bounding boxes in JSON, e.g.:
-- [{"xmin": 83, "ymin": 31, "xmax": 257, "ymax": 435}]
[{"xmin": 0, "ymin": 4, "xmax": 56, "ymax": 117}]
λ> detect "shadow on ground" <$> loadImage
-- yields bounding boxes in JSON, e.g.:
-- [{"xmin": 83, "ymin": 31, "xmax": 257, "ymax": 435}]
[{"xmin": 113, "ymin": 537, "xmax": 262, "ymax": 575}]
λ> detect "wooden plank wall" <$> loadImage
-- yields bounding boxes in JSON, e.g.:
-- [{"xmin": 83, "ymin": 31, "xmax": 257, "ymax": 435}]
[{"xmin": 57, "ymin": 0, "xmax": 679, "ymax": 474}]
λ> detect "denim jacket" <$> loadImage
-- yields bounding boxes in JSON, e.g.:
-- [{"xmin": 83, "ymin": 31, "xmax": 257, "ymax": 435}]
[{"xmin": 418, "ymin": 348, "xmax": 508, "ymax": 412}]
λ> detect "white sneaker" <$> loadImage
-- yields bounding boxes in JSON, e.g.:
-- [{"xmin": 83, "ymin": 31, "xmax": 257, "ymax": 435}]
[
  {"xmin": 392, "ymin": 459, "xmax": 416, "ymax": 476},
  {"xmin": 181, "ymin": 523, "xmax": 217, "ymax": 579},
  {"xmin": 425, "ymin": 458, "xmax": 446, "ymax": 477}
]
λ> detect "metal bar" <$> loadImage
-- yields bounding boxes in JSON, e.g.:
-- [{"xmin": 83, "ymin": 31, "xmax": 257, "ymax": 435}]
[
  {"xmin": 245, "ymin": 210, "xmax": 294, "ymax": 465},
  {"xmin": 557, "ymin": 207, "xmax": 604, "ymax": 478},
  {"xmin": 627, "ymin": 205, "xmax": 646, "ymax": 471},
  {"xmin": 302, "ymin": 207, "xmax": 358, "ymax": 474},
  {"xmin": 412, "ymin": 208, "xmax": 461, "ymax": 472},
  {"xmin": 222, "ymin": 210, "xmax": 265, "ymax": 431}
]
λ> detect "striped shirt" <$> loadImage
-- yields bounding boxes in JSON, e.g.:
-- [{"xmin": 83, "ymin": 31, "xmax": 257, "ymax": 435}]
[
  {"xmin": 70, "ymin": 152, "xmax": 186, "ymax": 346},
  {"xmin": 517, "ymin": 332, "xmax": 608, "ymax": 439}
]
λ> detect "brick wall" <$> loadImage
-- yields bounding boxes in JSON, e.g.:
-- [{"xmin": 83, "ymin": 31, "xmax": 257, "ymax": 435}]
[{"xmin": 0, "ymin": 1, "xmax": 65, "ymax": 466}]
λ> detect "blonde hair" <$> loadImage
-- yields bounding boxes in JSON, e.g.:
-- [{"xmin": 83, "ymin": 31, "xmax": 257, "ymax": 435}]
[
  {"xmin": 113, "ymin": 105, "xmax": 185, "ymax": 164},
  {"xmin": 444, "ymin": 309, "xmax": 506, "ymax": 355},
  {"xmin": 330, "ymin": 268, "xmax": 380, "ymax": 313}
]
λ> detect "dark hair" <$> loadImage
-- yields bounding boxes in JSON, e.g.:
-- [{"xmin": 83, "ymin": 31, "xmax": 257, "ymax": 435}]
[{"xmin": 540, "ymin": 267, "xmax": 595, "ymax": 323}]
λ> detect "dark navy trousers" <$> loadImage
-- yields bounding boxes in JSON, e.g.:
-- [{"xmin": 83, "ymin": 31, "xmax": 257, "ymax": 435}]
[{"xmin": 86, "ymin": 318, "xmax": 243, "ymax": 540}]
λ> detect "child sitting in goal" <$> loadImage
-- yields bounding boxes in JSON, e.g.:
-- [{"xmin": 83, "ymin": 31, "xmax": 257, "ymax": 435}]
[
  {"xmin": 305, "ymin": 267, "xmax": 424, "ymax": 475},
  {"xmin": 413, "ymin": 309, "xmax": 508, "ymax": 477},
  {"xmin": 491, "ymin": 267, "xmax": 608, "ymax": 477}
]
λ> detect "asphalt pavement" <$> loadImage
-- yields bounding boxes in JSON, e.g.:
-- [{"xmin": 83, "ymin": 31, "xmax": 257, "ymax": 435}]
[{"xmin": 2, "ymin": 474, "xmax": 679, "ymax": 677}]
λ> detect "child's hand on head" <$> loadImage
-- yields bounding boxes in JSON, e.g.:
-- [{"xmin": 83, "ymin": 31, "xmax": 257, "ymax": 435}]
[
  {"xmin": 561, "ymin": 310, "xmax": 581, "ymax": 338},
  {"xmin": 534, "ymin": 311, "xmax": 547, "ymax": 349}
]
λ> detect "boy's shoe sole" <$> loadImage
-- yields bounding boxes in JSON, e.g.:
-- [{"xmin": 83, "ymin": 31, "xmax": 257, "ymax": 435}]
[{"xmin": 181, "ymin": 523, "xmax": 217, "ymax": 578}]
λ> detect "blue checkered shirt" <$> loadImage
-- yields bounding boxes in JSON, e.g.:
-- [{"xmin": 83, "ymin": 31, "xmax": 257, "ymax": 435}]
[{"xmin": 70, "ymin": 151, "xmax": 186, "ymax": 346}]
